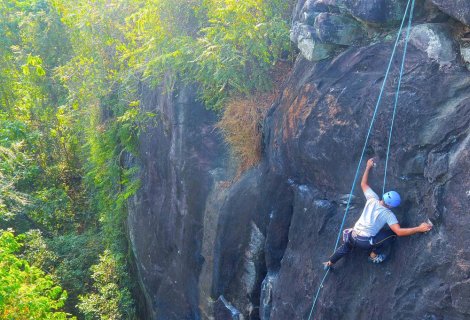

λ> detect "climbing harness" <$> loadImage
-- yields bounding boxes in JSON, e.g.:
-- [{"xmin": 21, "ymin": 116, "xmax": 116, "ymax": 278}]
[{"xmin": 306, "ymin": 0, "xmax": 416, "ymax": 319}]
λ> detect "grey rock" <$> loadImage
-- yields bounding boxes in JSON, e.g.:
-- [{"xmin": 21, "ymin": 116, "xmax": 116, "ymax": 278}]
[
  {"xmin": 214, "ymin": 296, "xmax": 244, "ymax": 320},
  {"xmin": 402, "ymin": 153, "xmax": 427, "ymax": 176},
  {"xmin": 301, "ymin": 0, "xmax": 319, "ymax": 25},
  {"xmin": 210, "ymin": 168, "xmax": 271, "ymax": 320},
  {"xmin": 290, "ymin": 21, "xmax": 316, "ymax": 43},
  {"xmin": 314, "ymin": 12, "xmax": 364, "ymax": 45},
  {"xmin": 241, "ymin": 222, "xmax": 265, "ymax": 296},
  {"xmin": 292, "ymin": 0, "xmax": 308, "ymax": 24},
  {"xmin": 301, "ymin": 0, "xmax": 341, "ymax": 24},
  {"xmin": 424, "ymin": 152, "xmax": 449, "ymax": 183},
  {"xmin": 298, "ymin": 37, "xmax": 336, "ymax": 61},
  {"xmin": 259, "ymin": 273, "xmax": 277, "ymax": 320},
  {"xmin": 293, "ymin": 1, "xmax": 367, "ymax": 59},
  {"xmin": 199, "ymin": 178, "xmax": 234, "ymax": 320},
  {"xmin": 263, "ymin": 175, "xmax": 295, "ymax": 272},
  {"xmin": 302, "ymin": 10, "xmax": 317, "ymax": 25},
  {"xmin": 343, "ymin": 0, "xmax": 409, "ymax": 25},
  {"xmin": 409, "ymin": 23, "xmax": 456, "ymax": 66},
  {"xmin": 338, "ymin": 193, "xmax": 358, "ymax": 205},
  {"xmin": 461, "ymin": 44, "xmax": 470, "ymax": 70},
  {"xmin": 450, "ymin": 280, "xmax": 470, "ymax": 315},
  {"xmin": 313, "ymin": 0, "xmax": 341, "ymax": 12},
  {"xmin": 291, "ymin": 22, "xmax": 336, "ymax": 61},
  {"xmin": 431, "ymin": 0, "xmax": 470, "ymax": 26},
  {"xmin": 431, "ymin": 185, "xmax": 445, "ymax": 219}
]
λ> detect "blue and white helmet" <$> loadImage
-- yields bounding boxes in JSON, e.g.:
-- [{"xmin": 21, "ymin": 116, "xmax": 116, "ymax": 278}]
[{"xmin": 383, "ymin": 191, "xmax": 401, "ymax": 208}]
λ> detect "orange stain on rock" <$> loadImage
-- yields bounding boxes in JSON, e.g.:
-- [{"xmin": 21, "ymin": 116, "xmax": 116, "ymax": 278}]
[{"xmin": 282, "ymin": 83, "xmax": 319, "ymax": 142}]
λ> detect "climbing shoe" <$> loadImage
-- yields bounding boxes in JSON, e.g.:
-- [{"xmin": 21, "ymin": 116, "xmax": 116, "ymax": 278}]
[{"xmin": 369, "ymin": 253, "xmax": 386, "ymax": 264}]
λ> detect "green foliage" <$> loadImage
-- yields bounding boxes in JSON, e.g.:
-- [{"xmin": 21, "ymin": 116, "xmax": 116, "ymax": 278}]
[
  {"xmin": 19, "ymin": 228, "xmax": 106, "ymax": 316},
  {"xmin": 47, "ymin": 232, "xmax": 105, "ymax": 313},
  {"xmin": 78, "ymin": 250, "xmax": 134, "ymax": 320},
  {"xmin": 193, "ymin": 0, "xmax": 291, "ymax": 108},
  {"xmin": 0, "ymin": 1, "xmax": 116, "ymax": 318},
  {"xmin": 0, "ymin": 143, "xmax": 30, "ymax": 219},
  {"xmin": 0, "ymin": 0, "xmax": 86, "ymax": 234},
  {"xmin": 21, "ymin": 229, "xmax": 58, "ymax": 273},
  {"xmin": 80, "ymin": 98, "xmax": 140, "ymax": 318},
  {"xmin": 0, "ymin": 230, "xmax": 73, "ymax": 319},
  {"xmin": 120, "ymin": 0, "xmax": 291, "ymax": 109}
]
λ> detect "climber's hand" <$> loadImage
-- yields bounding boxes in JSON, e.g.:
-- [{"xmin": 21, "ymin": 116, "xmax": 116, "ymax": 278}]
[
  {"xmin": 418, "ymin": 222, "xmax": 432, "ymax": 233},
  {"xmin": 366, "ymin": 158, "xmax": 375, "ymax": 169}
]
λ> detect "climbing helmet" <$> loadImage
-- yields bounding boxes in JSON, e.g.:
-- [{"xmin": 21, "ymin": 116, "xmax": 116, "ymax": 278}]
[{"xmin": 383, "ymin": 191, "xmax": 401, "ymax": 208}]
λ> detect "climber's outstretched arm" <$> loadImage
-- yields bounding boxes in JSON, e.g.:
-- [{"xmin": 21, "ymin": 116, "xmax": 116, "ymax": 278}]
[
  {"xmin": 361, "ymin": 158, "xmax": 375, "ymax": 193},
  {"xmin": 389, "ymin": 222, "xmax": 432, "ymax": 237}
]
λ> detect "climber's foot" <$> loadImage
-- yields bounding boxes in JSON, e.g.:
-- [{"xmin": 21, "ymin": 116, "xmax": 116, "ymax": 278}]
[{"xmin": 369, "ymin": 252, "xmax": 386, "ymax": 264}]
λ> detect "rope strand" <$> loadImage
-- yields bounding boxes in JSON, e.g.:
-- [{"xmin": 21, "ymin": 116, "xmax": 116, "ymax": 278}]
[{"xmin": 383, "ymin": 0, "xmax": 416, "ymax": 195}]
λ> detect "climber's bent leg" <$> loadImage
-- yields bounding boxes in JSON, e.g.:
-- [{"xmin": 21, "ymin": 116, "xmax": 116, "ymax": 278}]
[
  {"xmin": 328, "ymin": 238, "xmax": 353, "ymax": 264},
  {"xmin": 371, "ymin": 228, "xmax": 396, "ymax": 256}
]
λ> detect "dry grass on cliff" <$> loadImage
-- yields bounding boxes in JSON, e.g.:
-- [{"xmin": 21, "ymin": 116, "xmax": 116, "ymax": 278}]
[{"xmin": 217, "ymin": 61, "xmax": 292, "ymax": 177}]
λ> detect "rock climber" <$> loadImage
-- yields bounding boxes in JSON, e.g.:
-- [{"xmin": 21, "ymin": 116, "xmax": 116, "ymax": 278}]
[{"xmin": 323, "ymin": 158, "xmax": 432, "ymax": 268}]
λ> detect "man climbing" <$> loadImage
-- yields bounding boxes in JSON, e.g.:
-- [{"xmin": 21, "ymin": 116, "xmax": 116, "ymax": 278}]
[{"xmin": 323, "ymin": 158, "xmax": 432, "ymax": 267}]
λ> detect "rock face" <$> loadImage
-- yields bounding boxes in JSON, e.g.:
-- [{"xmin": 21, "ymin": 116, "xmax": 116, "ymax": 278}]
[
  {"xmin": 127, "ymin": 81, "xmax": 228, "ymax": 319},
  {"xmin": 128, "ymin": 1, "xmax": 470, "ymax": 319},
  {"xmin": 264, "ymin": 43, "xmax": 469, "ymax": 320}
]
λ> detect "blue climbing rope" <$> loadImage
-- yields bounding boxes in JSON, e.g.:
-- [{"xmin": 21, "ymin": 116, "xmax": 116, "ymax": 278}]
[
  {"xmin": 306, "ymin": 267, "xmax": 330, "ymax": 320},
  {"xmin": 306, "ymin": 0, "xmax": 416, "ymax": 319},
  {"xmin": 383, "ymin": 0, "xmax": 416, "ymax": 195}
]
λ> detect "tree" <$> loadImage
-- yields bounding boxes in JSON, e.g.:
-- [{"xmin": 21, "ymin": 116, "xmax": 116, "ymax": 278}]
[
  {"xmin": 78, "ymin": 250, "xmax": 134, "ymax": 320},
  {"xmin": 0, "ymin": 230, "xmax": 72, "ymax": 319}
]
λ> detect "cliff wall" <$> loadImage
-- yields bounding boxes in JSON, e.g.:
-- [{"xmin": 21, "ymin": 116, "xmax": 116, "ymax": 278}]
[{"xmin": 127, "ymin": 1, "xmax": 470, "ymax": 319}]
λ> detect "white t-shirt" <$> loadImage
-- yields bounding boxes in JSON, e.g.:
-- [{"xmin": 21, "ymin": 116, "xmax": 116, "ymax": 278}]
[{"xmin": 353, "ymin": 188, "xmax": 399, "ymax": 237}]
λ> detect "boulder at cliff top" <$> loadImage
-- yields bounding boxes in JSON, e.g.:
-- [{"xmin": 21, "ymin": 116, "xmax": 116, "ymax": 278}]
[
  {"xmin": 314, "ymin": 13, "xmax": 364, "ymax": 45},
  {"xmin": 343, "ymin": 0, "xmax": 409, "ymax": 25},
  {"xmin": 431, "ymin": 0, "xmax": 470, "ymax": 26},
  {"xmin": 291, "ymin": 22, "xmax": 336, "ymax": 61},
  {"xmin": 300, "ymin": 0, "xmax": 340, "ymax": 25},
  {"xmin": 409, "ymin": 23, "xmax": 456, "ymax": 66}
]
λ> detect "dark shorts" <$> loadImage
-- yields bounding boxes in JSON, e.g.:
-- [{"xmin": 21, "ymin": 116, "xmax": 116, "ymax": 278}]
[{"xmin": 329, "ymin": 228, "xmax": 397, "ymax": 264}]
